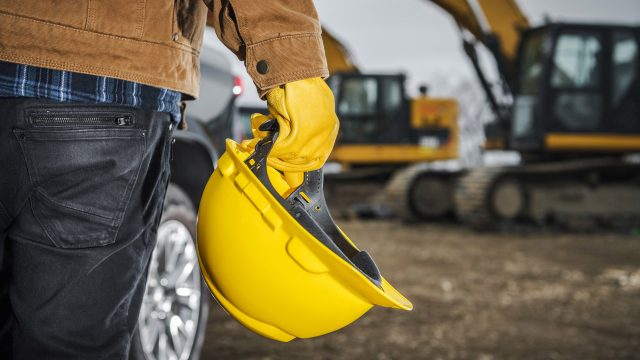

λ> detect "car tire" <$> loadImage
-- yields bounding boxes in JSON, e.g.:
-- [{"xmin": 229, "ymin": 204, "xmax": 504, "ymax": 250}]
[{"xmin": 129, "ymin": 184, "xmax": 209, "ymax": 360}]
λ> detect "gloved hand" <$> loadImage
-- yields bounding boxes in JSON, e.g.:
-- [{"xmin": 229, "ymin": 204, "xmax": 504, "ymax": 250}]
[{"xmin": 242, "ymin": 77, "xmax": 339, "ymax": 190}]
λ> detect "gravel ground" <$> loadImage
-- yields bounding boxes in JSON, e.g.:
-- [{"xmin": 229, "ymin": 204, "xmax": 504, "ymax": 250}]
[{"xmin": 201, "ymin": 221, "xmax": 640, "ymax": 359}]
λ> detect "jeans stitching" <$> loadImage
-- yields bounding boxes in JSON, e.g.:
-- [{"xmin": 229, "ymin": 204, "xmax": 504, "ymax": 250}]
[
  {"xmin": 29, "ymin": 195, "xmax": 63, "ymax": 247},
  {"xmin": 13, "ymin": 129, "xmax": 41, "ymax": 188},
  {"xmin": 111, "ymin": 129, "xmax": 147, "ymax": 241},
  {"xmin": 0, "ymin": 200, "xmax": 10, "ymax": 224},
  {"xmin": 32, "ymin": 190, "xmax": 115, "ymax": 245},
  {"xmin": 35, "ymin": 188, "xmax": 114, "ymax": 222}
]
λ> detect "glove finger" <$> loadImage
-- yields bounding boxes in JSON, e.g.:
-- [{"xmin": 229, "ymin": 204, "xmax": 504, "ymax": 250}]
[
  {"xmin": 239, "ymin": 138, "xmax": 260, "ymax": 152},
  {"xmin": 283, "ymin": 171, "xmax": 304, "ymax": 189},
  {"xmin": 250, "ymin": 112, "xmax": 294, "ymax": 157},
  {"xmin": 249, "ymin": 113, "xmax": 271, "ymax": 138},
  {"xmin": 266, "ymin": 86, "xmax": 297, "ymax": 151},
  {"xmin": 266, "ymin": 86, "xmax": 290, "ymax": 120},
  {"xmin": 267, "ymin": 157, "xmax": 323, "ymax": 173}
]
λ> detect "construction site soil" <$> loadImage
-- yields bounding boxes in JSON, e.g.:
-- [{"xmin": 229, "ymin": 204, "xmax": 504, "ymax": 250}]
[{"xmin": 202, "ymin": 221, "xmax": 640, "ymax": 360}]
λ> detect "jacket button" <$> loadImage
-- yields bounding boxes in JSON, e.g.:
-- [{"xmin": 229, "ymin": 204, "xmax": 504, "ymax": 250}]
[{"xmin": 256, "ymin": 60, "xmax": 269, "ymax": 75}]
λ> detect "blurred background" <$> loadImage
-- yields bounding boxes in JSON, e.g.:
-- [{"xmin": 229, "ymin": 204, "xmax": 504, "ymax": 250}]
[{"xmin": 134, "ymin": 1, "xmax": 640, "ymax": 359}]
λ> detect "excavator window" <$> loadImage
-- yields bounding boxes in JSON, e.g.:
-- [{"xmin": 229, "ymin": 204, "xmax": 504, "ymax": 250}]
[
  {"xmin": 551, "ymin": 33, "xmax": 602, "ymax": 88},
  {"xmin": 338, "ymin": 77, "xmax": 378, "ymax": 116},
  {"xmin": 550, "ymin": 31, "xmax": 604, "ymax": 132},
  {"xmin": 612, "ymin": 31, "xmax": 638, "ymax": 107},
  {"xmin": 611, "ymin": 30, "xmax": 639, "ymax": 132},
  {"xmin": 336, "ymin": 77, "xmax": 379, "ymax": 143},
  {"xmin": 512, "ymin": 29, "xmax": 548, "ymax": 139},
  {"xmin": 518, "ymin": 30, "xmax": 548, "ymax": 95},
  {"xmin": 330, "ymin": 74, "xmax": 412, "ymax": 144},
  {"xmin": 381, "ymin": 77, "xmax": 403, "ymax": 116}
]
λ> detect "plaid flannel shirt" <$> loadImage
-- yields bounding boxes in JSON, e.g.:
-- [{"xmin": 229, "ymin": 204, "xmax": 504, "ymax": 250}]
[{"xmin": 0, "ymin": 61, "xmax": 181, "ymax": 123}]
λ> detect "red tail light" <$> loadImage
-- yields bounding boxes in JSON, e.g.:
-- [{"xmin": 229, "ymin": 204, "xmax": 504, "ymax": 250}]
[{"xmin": 232, "ymin": 76, "xmax": 243, "ymax": 96}]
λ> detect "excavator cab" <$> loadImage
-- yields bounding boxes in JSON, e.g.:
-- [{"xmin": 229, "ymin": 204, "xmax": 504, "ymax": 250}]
[
  {"xmin": 327, "ymin": 73, "xmax": 459, "ymax": 164},
  {"xmin": 327, "ymin": 73, "xmax": 411, "ymax": 145},
  {"xmin": 511, "ymin": 24, "xmax": 640, "ymax": 154}
]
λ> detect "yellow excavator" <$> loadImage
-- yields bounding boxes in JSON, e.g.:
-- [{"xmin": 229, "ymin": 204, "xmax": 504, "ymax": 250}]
[
  {"xmin": 323, "ymin": 0, "xmax": 640, "ymax": 227},
  {"xmin": 322, "ymin": 28, "xmax": 461, "ymax": 219}
]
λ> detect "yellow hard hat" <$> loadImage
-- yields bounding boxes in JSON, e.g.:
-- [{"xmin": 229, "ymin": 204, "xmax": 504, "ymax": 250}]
[{"xmin": 197, "ymin": 122, "xmax": 412, "ymax": 342}]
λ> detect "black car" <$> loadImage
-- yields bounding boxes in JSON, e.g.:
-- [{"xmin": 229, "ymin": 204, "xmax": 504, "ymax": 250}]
[{"xmin": 129, "ymin": 41, "xmax": 239, "ymax": 360}]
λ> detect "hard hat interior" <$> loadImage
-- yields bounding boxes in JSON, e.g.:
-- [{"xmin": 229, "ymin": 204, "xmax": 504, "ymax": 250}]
[{"xmin": 244, "ymin": 121, "xmax": 383, "ymax": 288}]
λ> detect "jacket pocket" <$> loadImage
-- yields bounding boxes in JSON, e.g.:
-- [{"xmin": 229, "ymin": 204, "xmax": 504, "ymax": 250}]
[
  {"xmin": 0, "ymin": 0, "xmax": 90, "ymax": 30},
  {"xmin": 14, "ymin": 112, "xmax": 146, "ymax": 248},
  {"xmin": 86, "ymin": 0, "xmax": 147, "ymax": 39}
]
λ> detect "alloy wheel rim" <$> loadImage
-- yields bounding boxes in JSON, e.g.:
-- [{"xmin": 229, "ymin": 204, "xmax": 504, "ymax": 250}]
[{"xmin": 138, "ymin": 219, "xmax": 202, "ymax": 360}]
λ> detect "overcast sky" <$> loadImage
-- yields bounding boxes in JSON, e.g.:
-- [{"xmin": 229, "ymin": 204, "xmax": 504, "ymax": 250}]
[{"xmin": 226, "ymin": 0, "xmax": 640, "ymax": 105}]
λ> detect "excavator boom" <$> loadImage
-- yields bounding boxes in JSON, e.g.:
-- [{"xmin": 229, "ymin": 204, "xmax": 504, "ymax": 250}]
[
  {"xmin": 321, "ymin": 28, "xmax": 360, "ymax": 74},
  {"xmin": 429, "ymin": 0, "xmax": 529, "ymax": 65},
  {"xmin": 476, "ymin": 0, "xmax": 529, "ymax": 62},
  {"xmin": 428, "ymin": 0, "xmax": 530, "ymax": 133}
]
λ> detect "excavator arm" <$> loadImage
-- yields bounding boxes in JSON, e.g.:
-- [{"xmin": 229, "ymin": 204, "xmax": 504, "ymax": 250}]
[
  {"xmin": 321, "ymin": 0, "xmax": 528, "ymax": 77},
  {"xmin": 321, "ymin": 27, "xmax": 360, "ymax": 74},
  {"xmin": 430, "ymin": 0, "xmax": 529, "ymax": 67},
  {"xmin": 428, "ymin": 0, "xmax": 529, "ymax": 135}
]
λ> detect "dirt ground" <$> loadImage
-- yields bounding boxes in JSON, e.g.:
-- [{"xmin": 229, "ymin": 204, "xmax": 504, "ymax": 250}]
[{"xmin": 201, "ymin": 221, "xmax": 640, "ymax": 359}]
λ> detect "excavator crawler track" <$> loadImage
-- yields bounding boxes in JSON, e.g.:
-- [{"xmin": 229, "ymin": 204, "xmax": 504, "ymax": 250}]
[
  {"xmin": 455, "ymin": 158, "xmax": 640, "ymax": 231},
  {"xmin": 384, "ymin": 164, "xmax": 461, "ymax": 221},
  {"xmin": 454, "ymin": 167, "xmax": 505, "ymax": 228}
]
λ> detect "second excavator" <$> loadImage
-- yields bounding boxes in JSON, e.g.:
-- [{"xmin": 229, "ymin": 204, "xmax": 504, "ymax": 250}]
[{"xmin": 324, "ymin": 0, "xmax": 640, "ymax": 228}]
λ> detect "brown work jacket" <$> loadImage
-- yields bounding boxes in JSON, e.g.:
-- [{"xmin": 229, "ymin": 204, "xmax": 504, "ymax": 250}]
[{"xmin": 0, "ymin": 0, "xmax": 329, "ymax": 99}]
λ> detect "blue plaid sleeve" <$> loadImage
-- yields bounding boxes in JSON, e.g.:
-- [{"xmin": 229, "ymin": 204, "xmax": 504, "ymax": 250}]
[{"xmin": 0, "ymin": 61, "xmax": 182, "ymax": 123}]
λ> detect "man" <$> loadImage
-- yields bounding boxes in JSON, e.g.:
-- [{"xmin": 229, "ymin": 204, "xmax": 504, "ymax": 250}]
[{"xmin": 0, "ymin": 1, "xmax": 339, "ymax": 358}]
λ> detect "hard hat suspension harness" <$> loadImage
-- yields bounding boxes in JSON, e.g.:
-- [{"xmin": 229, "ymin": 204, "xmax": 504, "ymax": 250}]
[{"xmin": 244, "ymin": 119, "xmax": 383, "ymax": 288}]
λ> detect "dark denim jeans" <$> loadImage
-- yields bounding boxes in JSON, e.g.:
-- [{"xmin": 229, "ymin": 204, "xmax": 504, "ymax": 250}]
[{"xmin": 0, "ymin": 98, "xmax": 173, "ymax": 359}]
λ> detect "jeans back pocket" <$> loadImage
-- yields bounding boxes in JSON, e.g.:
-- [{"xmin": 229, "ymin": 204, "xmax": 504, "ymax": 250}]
[{"xmin": 14, "ymin": 111, "xmax": 146, "ymax": 248}]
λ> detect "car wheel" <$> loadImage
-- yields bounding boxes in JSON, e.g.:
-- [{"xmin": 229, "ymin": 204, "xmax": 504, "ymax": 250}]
[{"xmin": 130, "ymin": 184, "xmax": 209, "ymax": 360}]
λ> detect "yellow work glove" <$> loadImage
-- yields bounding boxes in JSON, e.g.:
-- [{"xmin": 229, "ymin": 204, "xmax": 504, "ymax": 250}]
[{"xmin": 242, "ymin": 77, "xmax": 340, "ymax": 190}]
